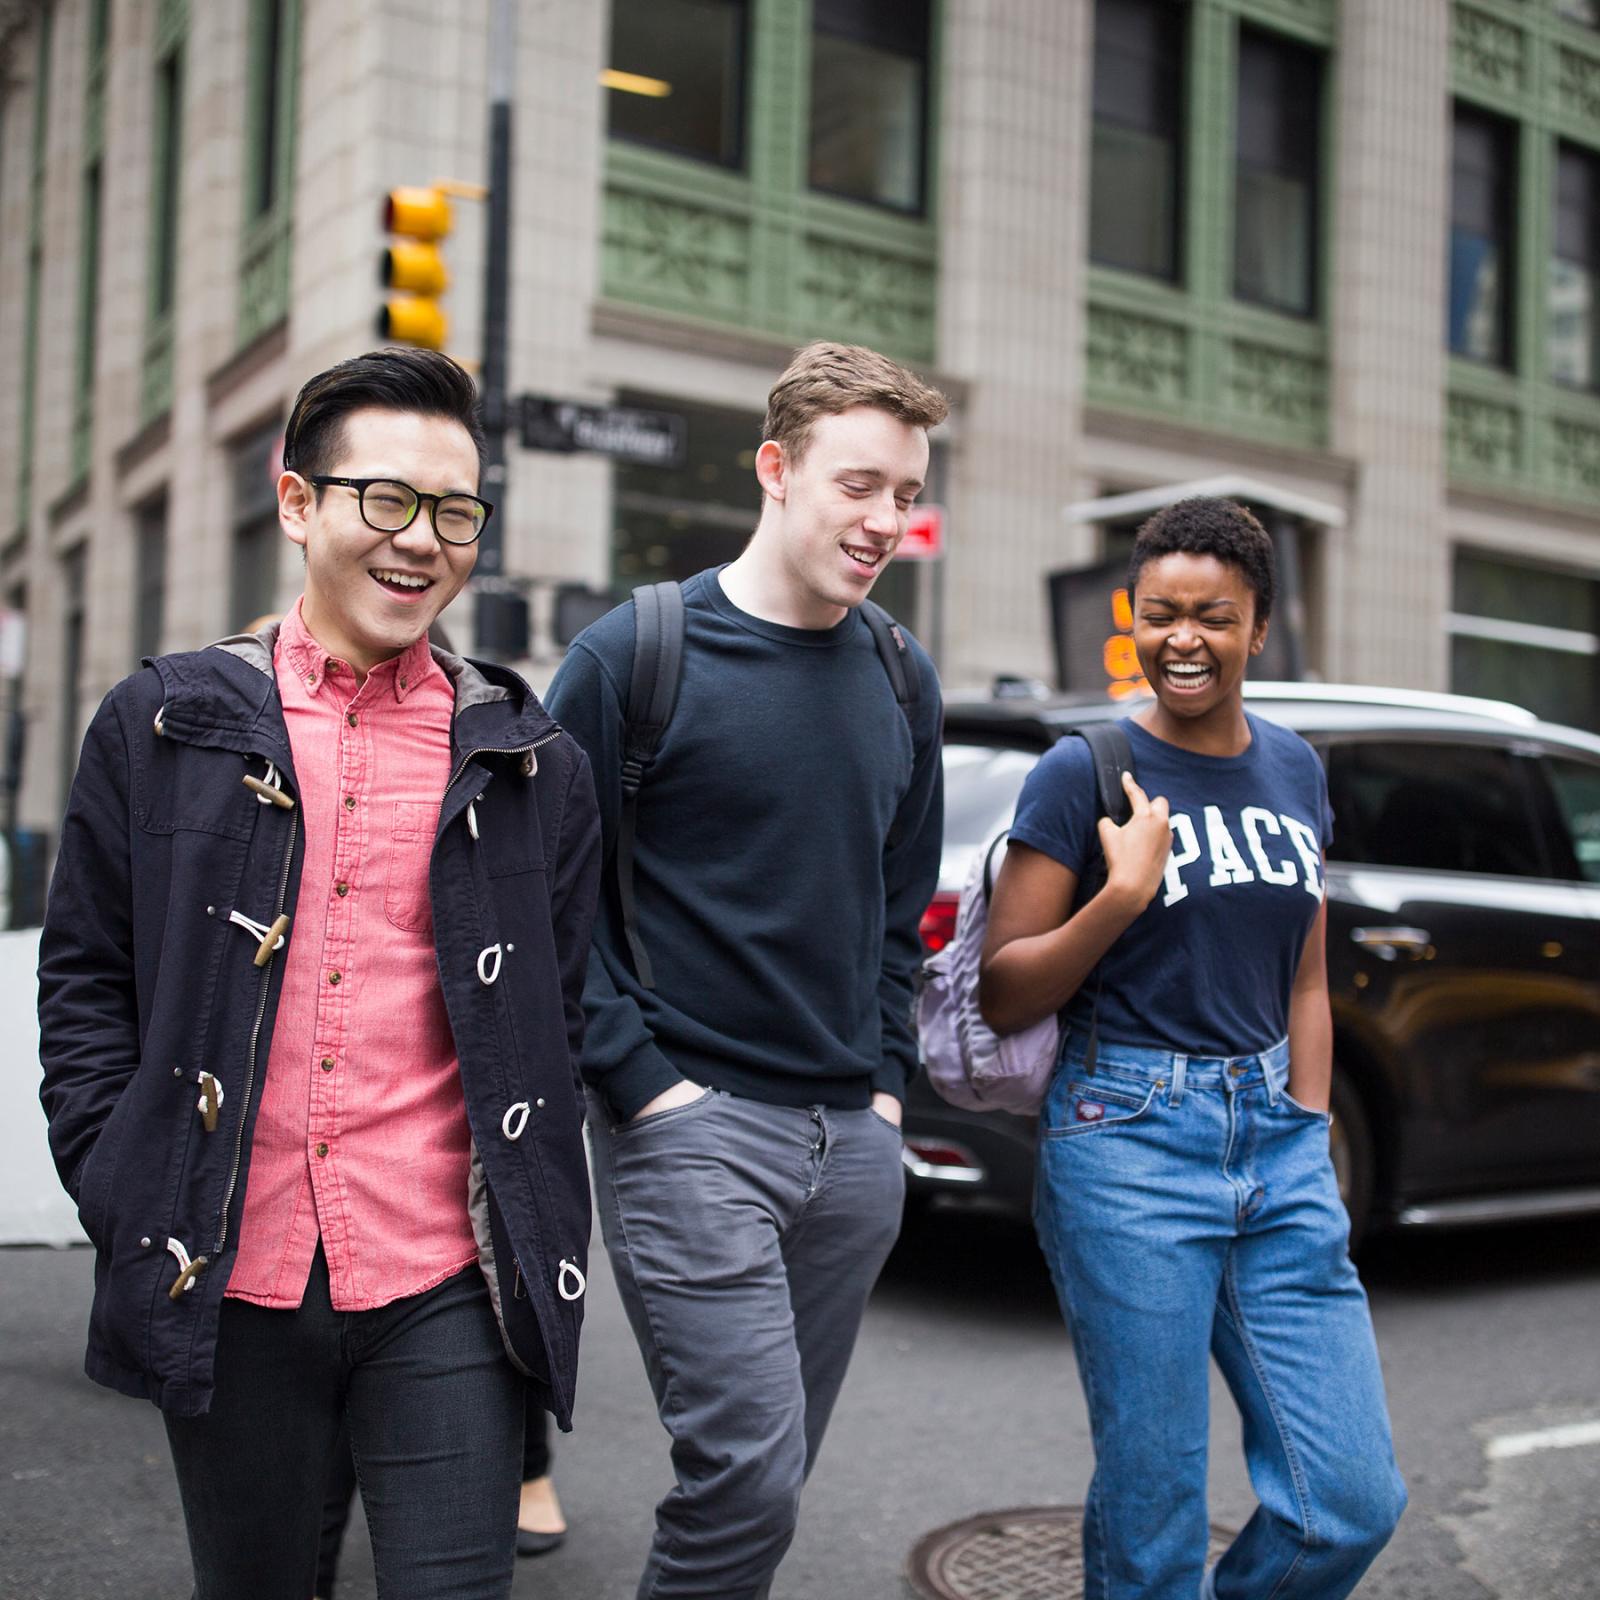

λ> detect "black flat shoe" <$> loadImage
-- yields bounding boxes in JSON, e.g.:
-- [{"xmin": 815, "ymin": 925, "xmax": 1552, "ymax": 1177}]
[{"xmin": 516, "ymin": 1527, "xmax": 567, "ymax": 1557}]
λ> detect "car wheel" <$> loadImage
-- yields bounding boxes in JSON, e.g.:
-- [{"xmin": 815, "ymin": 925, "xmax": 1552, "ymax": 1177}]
[{"xmin": 1328, "ymin": 1066, "xmax": 1375, "ymax": 1251}]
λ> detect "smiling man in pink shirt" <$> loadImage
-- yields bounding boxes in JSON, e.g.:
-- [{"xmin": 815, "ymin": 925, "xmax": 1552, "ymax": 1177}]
[{"xmin": 40, "ymin": 349, "xmax": 600, "ymax": 1599}]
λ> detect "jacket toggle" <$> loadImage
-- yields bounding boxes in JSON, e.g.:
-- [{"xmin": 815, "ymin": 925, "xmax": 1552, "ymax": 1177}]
[
  {"xmin": 209, "ymin": 903, "xmax": 291, "ymax": 967},
  {"xmin": 242, "ymin": 759, "xmax": 295, "ymax": 810},
  {"xmin": 195, "ymin": 1071, "xmax": 224, "ymax": 1134},
  {"xmin": 165, "ymin": 1237, "xmax": 208, "ymax": 1301},
  {"xmin": 557, "ymin": 1259, "xmax": 586, "ymax": 1302}
]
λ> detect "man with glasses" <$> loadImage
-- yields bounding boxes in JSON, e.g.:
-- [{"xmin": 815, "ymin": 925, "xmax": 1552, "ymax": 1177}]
[{"xmin": 39, "ymin": 347, "xmax": 601, "ymax": 1599}]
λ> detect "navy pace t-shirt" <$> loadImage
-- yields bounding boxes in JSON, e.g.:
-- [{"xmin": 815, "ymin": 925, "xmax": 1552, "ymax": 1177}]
[{"xmin": 1007, "ymin": 713, "xmax": 1333, "ymax": 1057}]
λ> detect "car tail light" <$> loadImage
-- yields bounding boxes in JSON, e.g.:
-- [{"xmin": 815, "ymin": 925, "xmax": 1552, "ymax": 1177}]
[
  {"xmin": 901, "ymin": 1136, "xmax": 986, "ymax": 1185},
  {"xmin": 919, "ymin": 892, "xmax": 959, "ymax": 953}
]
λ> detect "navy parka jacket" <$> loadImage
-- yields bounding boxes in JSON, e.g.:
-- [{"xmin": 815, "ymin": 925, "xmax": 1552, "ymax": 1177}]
[{"xmin": 37, "ymin": 627, "xmax": 602, "ymax": 1424}]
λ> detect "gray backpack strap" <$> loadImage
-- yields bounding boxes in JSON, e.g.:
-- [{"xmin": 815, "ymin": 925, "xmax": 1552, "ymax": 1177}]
[
  {"xmin": 617, "ymin": 581, "xmax": 685, "ymax": 989},
  {"xmin": 1065, "ymin": 721, "xmax": 1136, "ymax": 1076}
]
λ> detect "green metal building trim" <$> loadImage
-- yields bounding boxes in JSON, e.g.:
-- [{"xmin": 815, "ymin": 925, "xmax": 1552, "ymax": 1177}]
[
  {"xmin": 18, "ymin": 7, "xmax": 52, "ymax": 533},
  {"xmin": 238, "ymin": 0, "xmax": 300, "ymax": 349},
  {"xmin": 1448, "ymin": 0, "xmax": 1600, "ymax": 504},
  {"xmin": 1086, "ymin": 0, "xmax": 1334, "ymax": 451},
  {"xmin": 599, "ymin": 0, "xmax": 941, "ymax": 365}
]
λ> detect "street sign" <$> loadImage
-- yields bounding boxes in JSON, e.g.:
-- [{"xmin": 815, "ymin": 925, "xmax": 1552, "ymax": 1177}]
[
  {"xmin": 897, "ymin": 503, "xmax": 944, "ymax": 560},
  {"xmin": 519, "ymin": 395, "xmax": 687, "ymax": 468}
]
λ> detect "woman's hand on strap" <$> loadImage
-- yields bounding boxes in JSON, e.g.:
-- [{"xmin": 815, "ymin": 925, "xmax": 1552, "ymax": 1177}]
[{"xmin": 1099, "ymin": 771, "xmax": 1173, "ymax": 913}]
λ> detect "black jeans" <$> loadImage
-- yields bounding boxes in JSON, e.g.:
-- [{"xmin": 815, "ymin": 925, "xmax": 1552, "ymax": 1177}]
[
  {"xmin": 164, "ymin": 1246, "xmax": 522, "ymax": 1600},
  {"xmin": 316, "ymin": 1389, "xmax": 553, "ymax": 1596}
]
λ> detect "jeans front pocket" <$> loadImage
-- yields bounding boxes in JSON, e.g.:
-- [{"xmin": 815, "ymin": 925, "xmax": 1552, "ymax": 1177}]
[
  {"xmin": 1043, "ymin": 1075, "xmax": 1160, "ymax": 1139},
  {"xmin": 384, "ymin": 800, "xmax": 439, "ymax": 933}
]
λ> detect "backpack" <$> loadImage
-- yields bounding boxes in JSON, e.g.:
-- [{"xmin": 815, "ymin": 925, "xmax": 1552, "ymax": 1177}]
[
  {"xmin": 916, "ymin": 722, "xmax": 1134, "ymax": 1116},
  {"xmin": 615, "ymin": 579, "xmax": 918, "ymax": 989}
]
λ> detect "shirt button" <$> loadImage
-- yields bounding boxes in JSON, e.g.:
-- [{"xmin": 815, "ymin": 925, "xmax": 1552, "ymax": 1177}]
[
  {"xmin": 344, "ymin": 796, "xmax": 356, "ymax": 810},
  {"xmin": 347, "ymin": 712, "xmax": 358, "ymax": 727},
  {"xmin": 399, "ymin": 675, "xmax": 408, "ymax": 689},
  {"xmin": 316, "ymin": 1142, "xmax": 329, "ymax": 1157},
  {"xmin": 328, "ymin": 971, "xmax": 342, "ymax": 986},
  {"xmin": 335, "ymin": 882, "xmax": 349, "ymax": 897},
  {"xmin": 321, "ymin": 1057, "xmax": 335, "ymax": 1072}
]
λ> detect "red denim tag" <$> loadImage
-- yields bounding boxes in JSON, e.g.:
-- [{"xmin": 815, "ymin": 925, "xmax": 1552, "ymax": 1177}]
[{"xmin": 1076, "ymin": 1099, "xmax": 1105, "ymax": 1123}]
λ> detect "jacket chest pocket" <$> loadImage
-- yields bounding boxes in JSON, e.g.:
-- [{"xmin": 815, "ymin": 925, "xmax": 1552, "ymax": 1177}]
[{"xmin": 385, "ymin": 800, "xmax": 440, "ymax": 933}]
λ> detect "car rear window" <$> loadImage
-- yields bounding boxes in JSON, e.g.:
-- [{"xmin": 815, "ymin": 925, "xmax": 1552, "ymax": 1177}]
[
  {"xmin": 1324, "ymin": 740, "xmax": 1547, "ymax": 878},
  {"xmin": 940, "ymin": 743, "xmax": 1040, "ymax": 883},
  {"xmin": 1545, "ymin": 755, "xmax": 1600, "ymax": 884}
]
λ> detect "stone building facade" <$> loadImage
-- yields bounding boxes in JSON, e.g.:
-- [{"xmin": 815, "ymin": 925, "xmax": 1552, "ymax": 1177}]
[{"xmin": 2, "ymin": 0, "xmax": 1598, "ymax": 905}]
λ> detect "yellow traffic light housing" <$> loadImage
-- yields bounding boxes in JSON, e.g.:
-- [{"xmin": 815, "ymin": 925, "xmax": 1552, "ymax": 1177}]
[{"xmin": 379, "ymin": 186, "xmax": 453, "ymax": 349}]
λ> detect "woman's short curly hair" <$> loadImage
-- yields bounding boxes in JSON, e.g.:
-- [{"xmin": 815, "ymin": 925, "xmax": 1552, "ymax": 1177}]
[{"xmin": 1127, "ymin": 496, "xmax": 1276, "ymax": 623}]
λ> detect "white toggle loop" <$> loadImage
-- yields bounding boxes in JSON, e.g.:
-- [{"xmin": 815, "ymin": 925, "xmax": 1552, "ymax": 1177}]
[
  {"xmin": 557, "ymin": 1259, "xmax": 587, "ymax": 1302},
  {"xmin": 502, "ymin": 1101, "xmax": 531, "ymax": 1141},
  {"xmin": 467, "ymin": 800, "xmax": 480, "ymax": 841},
  {"xmin": 153, "ymin": 707, "xmax": 167, "ymax": 737},
  {"xmin": 477, "ymin": 944, "xmax": 503, "ymax": 986},
  {"xmin": 254, "ymin": 761, "xmax": 282, "ymax": 803},
  {"xmin": 165, "ymin": 1237, "xmax": 193, "ymax": 1274},
  {"xmin": 228, "ymin": 909, "xmax": 285, "ymax": 951}
]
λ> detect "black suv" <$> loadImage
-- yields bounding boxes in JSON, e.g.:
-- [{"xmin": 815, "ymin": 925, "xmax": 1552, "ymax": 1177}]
[{"xmin": 905, "ymin": 683, "xmax": 1600, "ymax": 1247}]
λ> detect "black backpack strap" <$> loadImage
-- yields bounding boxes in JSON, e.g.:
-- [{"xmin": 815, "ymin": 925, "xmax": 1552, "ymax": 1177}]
[
  {"xmin": 1066, "ymin": 721, "xmax": 1137, "ymax": 1077},
  {"xmin": 860, "ymin": 601, "xmax": 917, "ymax": 714},
  {"xmin": 617, "ymin": 581, "xmax": 686, "ymax": 989}
]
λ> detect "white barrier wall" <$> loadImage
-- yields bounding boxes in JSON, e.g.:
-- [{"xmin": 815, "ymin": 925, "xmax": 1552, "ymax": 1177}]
[{"xmin": 2, "ymin": 929, "xmax": 85, "ymax": 1245}]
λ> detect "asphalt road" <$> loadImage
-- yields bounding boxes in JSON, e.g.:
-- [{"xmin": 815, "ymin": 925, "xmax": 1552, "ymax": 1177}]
[{"xmin": 3, "ymin": 1209, "xmax": 1597, "ymax": 1599}]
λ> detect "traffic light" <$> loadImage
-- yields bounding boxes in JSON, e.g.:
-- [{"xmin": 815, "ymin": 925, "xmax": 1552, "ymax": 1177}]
[{"xmin": 379, "ymin": 186, "xmax": 451, "ymax": 349}]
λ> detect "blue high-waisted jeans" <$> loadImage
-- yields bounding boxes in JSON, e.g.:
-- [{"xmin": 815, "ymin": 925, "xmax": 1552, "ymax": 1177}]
[{"xmin": 1034, "ymin": 1033, "xmax": 1406, "ymax": 1600}]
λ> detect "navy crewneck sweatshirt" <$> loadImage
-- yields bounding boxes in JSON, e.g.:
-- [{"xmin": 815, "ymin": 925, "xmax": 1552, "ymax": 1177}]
[{"xmin": 545, "ymin": 567, "xmax": 944, "ymax": 1121}]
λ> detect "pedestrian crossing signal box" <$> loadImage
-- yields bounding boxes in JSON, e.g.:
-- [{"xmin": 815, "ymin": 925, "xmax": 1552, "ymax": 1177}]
[{"xmin": 379, "ymin": 187, "xmax": 451, "ymax": 349}]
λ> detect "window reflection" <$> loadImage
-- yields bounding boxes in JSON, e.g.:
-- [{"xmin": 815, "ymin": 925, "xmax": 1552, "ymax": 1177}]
[
  {"xmin": 608, "ymin": 0, "xmax": 746, "ymax": 168},
  {"xmin": 1448, "ymin": 106, "xmax": 1514, "ymax": 366},
  {"xmin": 1550, "ymin": 144, "xmax": 1600, "ymax": 389},
  {"xmin": 1234, "ymin": 28, "xmax": 1321, "ymax": 317},
  {"xmin": 808, "ymin": 0, "xmax": 930, "ymax": 212}
]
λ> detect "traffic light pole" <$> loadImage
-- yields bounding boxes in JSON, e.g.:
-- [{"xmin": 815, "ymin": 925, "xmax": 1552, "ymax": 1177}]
[{"xmin": 475, "ymin": 0, "xmax": 514, "ymax": 647}]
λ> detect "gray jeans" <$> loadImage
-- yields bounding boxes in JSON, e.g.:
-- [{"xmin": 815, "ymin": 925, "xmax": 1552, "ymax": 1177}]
[{"xmin": 588, "ymin": 1086, "xmax": 906, "ymax": 1600}]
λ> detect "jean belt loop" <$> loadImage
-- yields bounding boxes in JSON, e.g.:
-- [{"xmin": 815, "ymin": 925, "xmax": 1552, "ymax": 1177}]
[
  {"xmin": 1168, "ymin": 1054, "xmax": 1187, "ymax": 1108},
  {"xmin": 1263, "ymin": 1050, "xmax": 1282, "ymax": 1106}
]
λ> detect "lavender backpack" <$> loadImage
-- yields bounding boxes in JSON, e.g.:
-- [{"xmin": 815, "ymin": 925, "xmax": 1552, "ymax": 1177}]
[{"xmin": 916, "ymin": 723, "xmax": 1134, "ymax": 1116}]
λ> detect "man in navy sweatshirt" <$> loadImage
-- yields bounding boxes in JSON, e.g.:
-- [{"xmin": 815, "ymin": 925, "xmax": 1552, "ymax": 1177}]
[{"xmin": 547, "ymin": 341, "xmax": 947, "ymax": 1599}]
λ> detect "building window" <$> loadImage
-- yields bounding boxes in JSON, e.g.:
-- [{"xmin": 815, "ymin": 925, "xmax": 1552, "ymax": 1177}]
[
  {"xmin": 18, "ymin": 8, "xmax": 52, "ymax": 528},
  {"xmin": 808, "ymin": 0, "xmax": 930, "ymax": 213},
  {"xmin": 1234, "ymin": 27, "xmax": 1321, "ymax": 318},
  {"xmin": 1557, "ymin": 0, "xmax": 1600, "ymax": 27},
  {"xmin": 1550, "ymin": 143, "xmax": 1600, "ymax": 390},
  {"xmin": 230, "ymin": 426, "xmax": 283, "ymax": 629},
  {"xmin": 247, "ymin": 0, "xmax": 288, "ymax": 220},
  {"xmin": 152, "ymin": 51, "xmax": 183, "ymax": 321},
  {"xmin": 1450, "ymin": 552, "xmax": 1600, "ymax": 733},
  {"xmin": 72, "ymin": 162, "xmax": 103, "ymax": 482},
  {"xmin": 1448, "ymin": 105, "xmax": 1514, "ymax": 367},
  {"xmin": 239, "ymin": 0, "xmax": 299, "ymax": 345},
  {"xmin": 134, "ymin": 499, "xmax": 168, "ymax": 663},
  {"xmin": 59, "ymin": 546, "xmax": 87, "ymax": 811},
  {"xmin": 606, "ymin": 0, "xmax": 746, "ymax": 168},
  {"xmin": 1089, "ymin": 0, "xmax": 1183, "ymax": 280}
]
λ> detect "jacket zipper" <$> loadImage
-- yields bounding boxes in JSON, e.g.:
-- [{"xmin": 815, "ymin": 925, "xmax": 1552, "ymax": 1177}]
[
  {"xmin": 212, "ymin": 804, "xmax": 299, "ymax": 1255},
  {"xmin": 444, "ymin": 730, "xmax": 559, "ymax": 798}
]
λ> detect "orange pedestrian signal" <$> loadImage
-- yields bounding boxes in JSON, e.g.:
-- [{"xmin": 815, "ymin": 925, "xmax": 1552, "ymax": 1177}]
[{"xmin": 379, "ymin": 186, "xmax": 452, "ymax": 350}]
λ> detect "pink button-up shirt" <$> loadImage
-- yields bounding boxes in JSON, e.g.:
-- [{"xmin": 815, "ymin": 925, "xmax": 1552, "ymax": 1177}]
[{"xmin": 225, "ymin": 602, "xmax": 478, "ymax": 1311}]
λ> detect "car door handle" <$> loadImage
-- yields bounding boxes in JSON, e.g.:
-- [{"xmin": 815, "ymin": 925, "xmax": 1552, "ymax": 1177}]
[{"xmin": 1350, "ymin": 926, "xmax": 1432, "ymax": 961}]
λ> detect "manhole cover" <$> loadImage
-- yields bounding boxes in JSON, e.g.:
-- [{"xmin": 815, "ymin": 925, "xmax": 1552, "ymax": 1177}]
[{"xmin": 906, "ymin": 1506, "xmax": 1235, "ymax": 1600}]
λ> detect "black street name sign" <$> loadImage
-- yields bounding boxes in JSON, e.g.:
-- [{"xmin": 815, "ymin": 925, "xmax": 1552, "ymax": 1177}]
[{"xmin": 519, "ymin": 395, "xmax": 687, "ymax": 468}]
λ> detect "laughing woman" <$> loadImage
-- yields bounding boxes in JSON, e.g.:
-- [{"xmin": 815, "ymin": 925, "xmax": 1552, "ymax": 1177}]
[{"xmin": 980, "ymin": 498, "xmax": 1405, "ymax": 1600}]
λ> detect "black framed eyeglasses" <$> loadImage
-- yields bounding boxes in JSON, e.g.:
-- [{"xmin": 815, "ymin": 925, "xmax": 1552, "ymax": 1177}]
[{"xmin": 306, "ymin": 476, "xmax": 494, "ymax": 546}]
